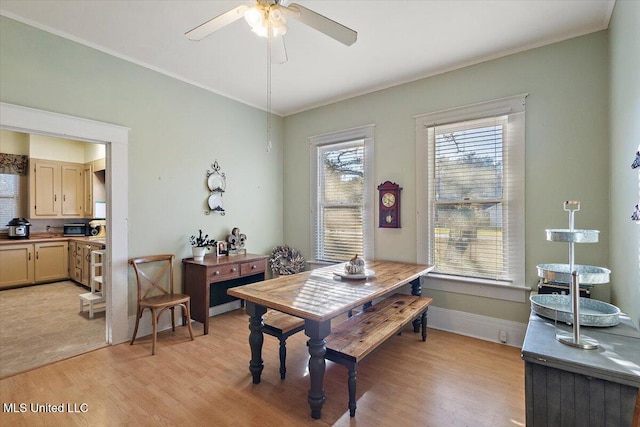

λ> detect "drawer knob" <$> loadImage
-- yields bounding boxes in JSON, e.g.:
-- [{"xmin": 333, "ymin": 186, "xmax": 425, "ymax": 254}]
[
  {"xmin": 214, "ymin": 270, "xmax": 220, "ymax": 275},
  {"xmin": 251, "ymin": 265, "xmax": 256, "ymax": 269},
  {"xmin": 231, "ymin": 267, "xmax": 237, "ymax": 272}
]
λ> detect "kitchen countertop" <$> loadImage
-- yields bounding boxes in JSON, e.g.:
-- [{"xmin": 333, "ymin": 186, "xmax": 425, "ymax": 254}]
[{"xmin": 0, "ymin": 235, "xmax": 106, "ymax": 245}]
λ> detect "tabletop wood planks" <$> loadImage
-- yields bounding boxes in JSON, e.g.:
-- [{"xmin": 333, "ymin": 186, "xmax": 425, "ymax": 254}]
[{"xmin": 228, "ymin": 260, "xmax": 434, "ymax": 322}]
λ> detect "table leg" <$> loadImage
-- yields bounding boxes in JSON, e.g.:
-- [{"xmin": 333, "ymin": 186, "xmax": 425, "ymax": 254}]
[
  {"xmin": 411, "ymin": 278, "xmax": 422, "ymax": 332},
  {"xmin": 305, "ymin": 319, "xmax": 331, "ymax": 419},
  {"xmin": 245, "ymin": 302, "xmax": 267, "ymax": 384}
]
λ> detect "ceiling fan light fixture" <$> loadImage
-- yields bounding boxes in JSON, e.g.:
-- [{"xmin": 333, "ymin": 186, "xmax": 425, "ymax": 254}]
[
  {"xmin": 244, "ymin": 3, "xmax": 287, "ymax": 38},
  {"xmin": 244, "ymin": 6, "xmax": 264, "ymax": 28}
]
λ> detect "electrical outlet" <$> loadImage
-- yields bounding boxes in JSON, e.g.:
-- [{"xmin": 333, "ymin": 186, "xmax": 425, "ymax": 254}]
[{"xmin": 499, "ymin": 330, "xmax": 507, "ymax": 343}]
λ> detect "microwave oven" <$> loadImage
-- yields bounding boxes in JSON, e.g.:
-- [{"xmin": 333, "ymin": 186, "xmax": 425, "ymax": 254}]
[{"xmin": 63, "ymin": 223, "xmax": 88, "ymax": 236}]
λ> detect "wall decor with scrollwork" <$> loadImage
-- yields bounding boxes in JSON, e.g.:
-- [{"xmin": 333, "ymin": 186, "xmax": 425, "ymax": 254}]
[{"xmin": 206, "ymin": 160, "xmax": 226, "ymax": 215}]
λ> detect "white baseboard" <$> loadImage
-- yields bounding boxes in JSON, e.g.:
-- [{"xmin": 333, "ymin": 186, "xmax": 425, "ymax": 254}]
[
  {"xmin": 427, "ymin": 306, "xmax": 527, "ymax": 348},
  {"xmin": 128, "ymin": 301, "xmax": 243, "ymax": 339},
  {"xmin": 128, "ymin": 302, "xmax": 526, "ymax": 349}
]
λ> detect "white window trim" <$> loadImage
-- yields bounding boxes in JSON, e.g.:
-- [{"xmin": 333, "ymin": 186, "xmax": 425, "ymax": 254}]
[
  {"xmin": 415, "ymin": 95, "xmax": 529, "ymax": 302},
  {"xmin": 309, "ymin": 124, "xmax": 375, "ymax": 263}
]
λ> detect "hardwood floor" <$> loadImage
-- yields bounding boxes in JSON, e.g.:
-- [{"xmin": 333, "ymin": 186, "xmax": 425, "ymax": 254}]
[{"xmin": 0, "ymin": 308, "xmax": 525, "ymax": 426}]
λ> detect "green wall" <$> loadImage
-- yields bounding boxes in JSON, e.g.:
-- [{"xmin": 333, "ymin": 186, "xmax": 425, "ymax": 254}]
[
  {"xmin": 609, "ymin": 0, "xmax": 640, "ymax": 328},
  {"xmin": 2, "ymin": 8, "xmax": 636, "ymax": 329},
  {"xmin": 0, "ymin": 16, "xmax": 285, "ymax": 313},
  {"xmin": 284, "ymin": 31, "xmax": 611, "ymax": 324}
]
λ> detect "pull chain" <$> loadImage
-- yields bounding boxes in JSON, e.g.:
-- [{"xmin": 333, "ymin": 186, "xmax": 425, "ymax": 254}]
[{"xmin": 266, "ymin": 23, "xmax": 273, "ymax": 153}]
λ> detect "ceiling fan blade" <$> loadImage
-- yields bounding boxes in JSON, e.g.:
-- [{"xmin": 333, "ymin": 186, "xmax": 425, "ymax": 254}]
[
  {"xmin": 287, "ymin": 3, "xmax": 357, "ymax": 46},
  {"xmin": 271, "ymin": 36, "xmax": 288, "ymax": 64},
  {"xmin": 185, "ymin": 5, "xmax": 248, "ymax": 41}
]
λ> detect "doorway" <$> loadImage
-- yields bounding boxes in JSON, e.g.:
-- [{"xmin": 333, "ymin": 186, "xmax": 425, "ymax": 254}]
[{"xmin": 0, "ymin": 102, "xmax": 129, "ymax": 351}]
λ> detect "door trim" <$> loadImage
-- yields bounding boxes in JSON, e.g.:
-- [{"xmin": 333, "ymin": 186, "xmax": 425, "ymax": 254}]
[{"xmin": 0, "ymin": 102, "xmax": 130, "ymax": 344}]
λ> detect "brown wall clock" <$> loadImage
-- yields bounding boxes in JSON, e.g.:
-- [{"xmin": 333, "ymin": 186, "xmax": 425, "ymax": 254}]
[{"xmin": 377, "ymin": 181, "xmax": 402, "ymax": 228}]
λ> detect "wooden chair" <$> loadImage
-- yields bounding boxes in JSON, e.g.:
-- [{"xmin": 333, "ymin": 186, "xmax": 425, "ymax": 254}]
[{"xmin": 129, "ymin": 254, "xmax": 194, "ymax": 355}]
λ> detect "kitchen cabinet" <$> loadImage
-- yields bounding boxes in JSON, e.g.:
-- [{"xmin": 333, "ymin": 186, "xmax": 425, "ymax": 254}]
[
  {"xmin": 82, "ymin": 163, "xmax": 93, "ymax": 217},
  {"xmin": 29, "ymin": 159, "xmax": 85, "ymax": 218},
  {"xmin": 70, "ymin": 241, "xmax": 105, "ymax": 288},
  {"xmin": 0, "ymin": 241, "xmax": 68, "ymax": 288},
  {"xmin": 61, "ymin": 163, "xmax": 83, "ymax": 216},
  {"xmin": 34, "ymin": 241, "xmax": 69, "ymax": 282},
  {"xmin": 0, "ymin": 244, "xmax": 34, "ymax": 288},
  {"xmin": 68, "ymin": 241, "xmax": 82, "ymax": 283}
]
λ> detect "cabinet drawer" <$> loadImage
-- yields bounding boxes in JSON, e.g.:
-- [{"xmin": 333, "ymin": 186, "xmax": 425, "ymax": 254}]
[
  {"xmin": 207, "ymin": 264, "xmax": 240, "ymax": 283},
  {"xmin": 241, "ymin": 259, "xmax": 266, "ymax": 276}
]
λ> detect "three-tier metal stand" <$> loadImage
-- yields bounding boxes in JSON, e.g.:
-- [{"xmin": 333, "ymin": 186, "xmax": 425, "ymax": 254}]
[{"xmin": 535, "ymin": 201, "xmax": 612, "ymax": 349}]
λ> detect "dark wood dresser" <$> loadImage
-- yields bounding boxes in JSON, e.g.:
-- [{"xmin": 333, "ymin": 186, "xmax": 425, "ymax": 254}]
[{"xmin": 182, "ymin": 253, "xmax": 268, "ymax": 334}]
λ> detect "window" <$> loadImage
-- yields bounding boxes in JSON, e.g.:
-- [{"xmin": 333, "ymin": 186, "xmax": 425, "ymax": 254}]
[
  {"xmin": 0, "ymin": 174, "xmax": 23, "ymax": 230},
  {"xmin": 310, "ymin": 125, "xmax": 374, "ymax": 263},
  {"xmin": 416, "ymin": 95, "xmax": 526, "ymax": 301}
]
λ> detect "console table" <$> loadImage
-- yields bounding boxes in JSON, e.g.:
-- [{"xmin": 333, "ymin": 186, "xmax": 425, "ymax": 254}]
[
  {"xmin": 522, "ymin": 312, "xmax": 640, "ymax": 426},
  {"xmin": 182, "ymin": 253, "xmax": 268, "ymax": 335}
]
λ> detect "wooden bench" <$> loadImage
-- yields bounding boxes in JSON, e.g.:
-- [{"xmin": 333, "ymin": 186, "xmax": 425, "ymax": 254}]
[
  {"xmin": 324, "ymin": 294, "xmax": 433, "ymax": 417},
  {"xmin": 262, "ymin": 310, "xmax": 305, "ymax": 379}
]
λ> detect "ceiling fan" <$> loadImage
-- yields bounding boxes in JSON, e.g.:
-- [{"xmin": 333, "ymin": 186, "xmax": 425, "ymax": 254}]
[{"xmin": 185, "ymin": 0, "xmax": 357, "ymax": 63}]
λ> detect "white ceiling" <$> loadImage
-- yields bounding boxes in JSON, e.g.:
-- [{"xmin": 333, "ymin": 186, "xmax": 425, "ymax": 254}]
[{"xmin": 0, "ymin": 1, "xmax": 615, "ymax": 116}]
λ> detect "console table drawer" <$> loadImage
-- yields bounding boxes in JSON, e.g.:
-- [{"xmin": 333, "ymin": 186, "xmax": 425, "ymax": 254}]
[
  {"xmin": 207, "ymin": 264, "xmax": 240, "ymax": 283},
  {"xmin": 241, "ymin": 259, "xmax": 266, "ymax": 276}
]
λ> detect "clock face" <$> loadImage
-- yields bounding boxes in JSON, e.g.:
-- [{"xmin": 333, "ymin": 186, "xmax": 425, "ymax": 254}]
[{"xmin": 381, "ymin": 192, "xmax": 396, "ymax": 208}]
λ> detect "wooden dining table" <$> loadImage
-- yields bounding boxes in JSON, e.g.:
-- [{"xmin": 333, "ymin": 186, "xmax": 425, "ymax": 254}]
[{"xmin": 227, "ymin": 259, "xmax": 434, "ymax": 419}]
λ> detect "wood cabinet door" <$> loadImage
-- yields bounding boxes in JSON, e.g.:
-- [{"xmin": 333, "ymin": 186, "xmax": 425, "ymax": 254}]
[
  {"xmin": 34, "ymin": 241, "xmax": 69, "ymax": 283},
  {"xmin": 68, "ymin": 241, "xmax": 76, "ymax": 278},
  {"xmin": 30, "ymin": 160, "xmax": 60, "ymax": 217},
  {"xmin": 61, "ymin": 164, "xmax": 83, "ymax": 216},
  {"xmin": 0, "ymin": 244, "xmax": 34, "ymax": 288},
  {"xmin": 81, "ymin": 244, "xmax": 92, "ymax": 286},
  {"xmin": 83, "ymin": 163, "xmax": 93, "ymax": 217}
]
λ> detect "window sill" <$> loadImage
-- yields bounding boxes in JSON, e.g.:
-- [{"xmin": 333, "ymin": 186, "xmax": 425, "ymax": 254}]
[{"xmin": 422, "ymin": 273, "xmax": 531, "ymax": 303}]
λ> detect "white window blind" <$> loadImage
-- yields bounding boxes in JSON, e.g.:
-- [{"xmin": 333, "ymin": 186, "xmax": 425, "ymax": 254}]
[
  {"xmin": 310, "ymin": 125, "xmax": 374, "ymax": 263},
  {"xmin": 416, "ymin": 94, "xmax": 526, "ymax": 293},
  {"xmin": 0, "ymin": 174, "xmax": 21, "ymax": 230},
  {"xmin": 428, "ymin": 117, "xmax": 508, "ymax": 280}
]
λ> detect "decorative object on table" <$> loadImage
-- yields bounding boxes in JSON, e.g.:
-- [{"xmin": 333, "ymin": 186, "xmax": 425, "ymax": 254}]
[
  {"xmin": 189, "ymin": 229, "xmax": 215, "ymax": 261},
  {"xmin": 205, "ymin": 159, "xmax": 226, "ymax": 215},
  {"xmin": 216, "ymin": 241, "xmax": 228, "ymax": 257},
  {"xmin": 377, "ymin": 181, "xmax": 402, "ymax": 228},
  {"xmin": 334, "ymin": 254, "xmax": 374, "ymax": 280},
  {"xmin": 333, "ymin": 268, "xmax": 375, "ymax": 280},
  {"xmin": 529, "ymin": 294, "xmax": 620, "ymax": 327},
  {"xmin": 533, "ymin": 200, "xmax": 615, "ymax": 350},
  {"xmin": 226, "ymin": 227, "xmax": 246, "ymax": 255},
  {"xmin": 344, "ymin": 254, "xmax": 365, "ymax": 274},
  {"xmin": 269, "ymin": 245, "xmax": 306, "ymax": 275}
]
